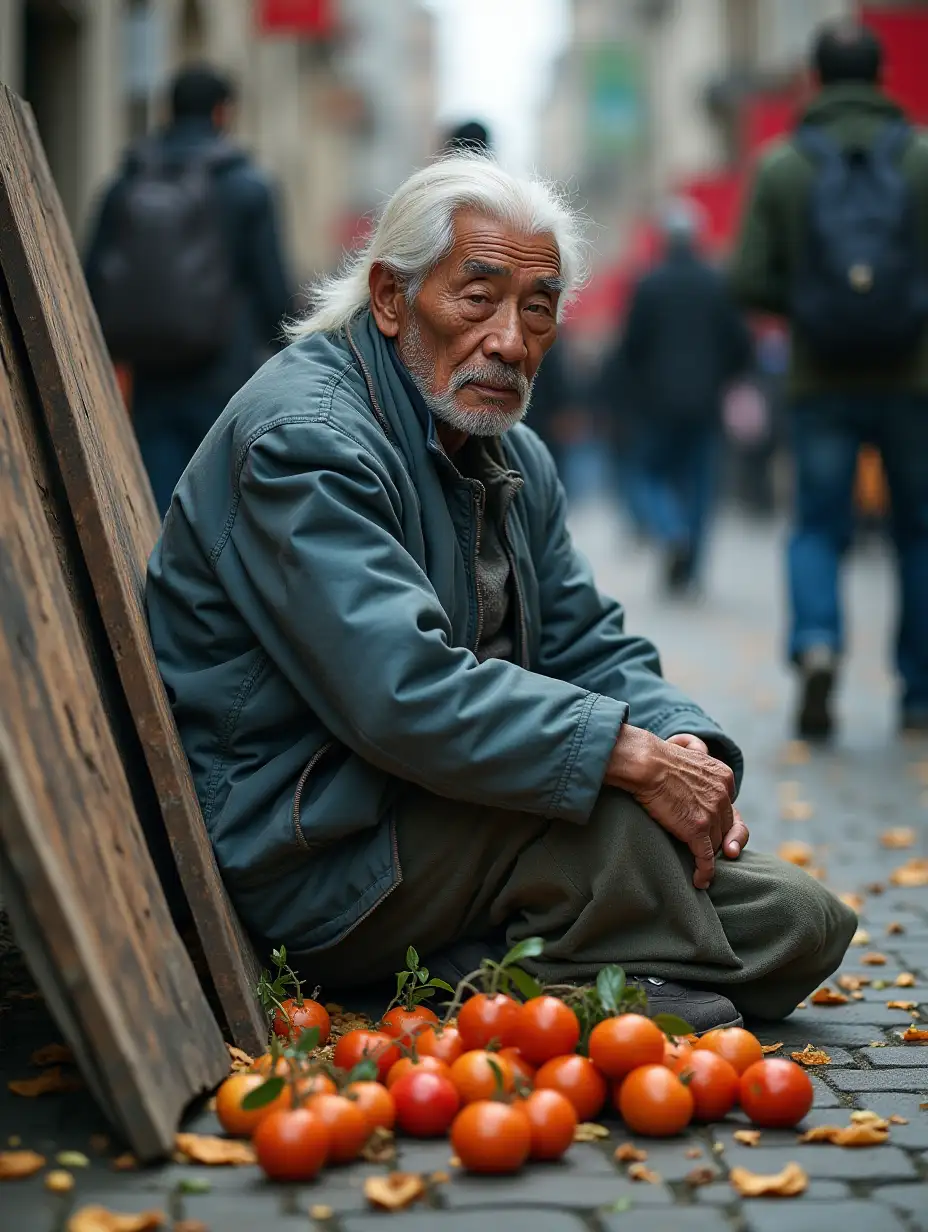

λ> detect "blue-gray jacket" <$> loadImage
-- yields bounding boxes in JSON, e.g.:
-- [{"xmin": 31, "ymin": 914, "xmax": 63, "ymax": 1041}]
[{"xmin": 146, "ymin": 311, "xmax": 742, "ymax": 953}]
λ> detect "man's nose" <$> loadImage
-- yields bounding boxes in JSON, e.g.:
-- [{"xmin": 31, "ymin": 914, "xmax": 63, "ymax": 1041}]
[{"xmin": 484, "ymin": 303, "xmax": 528, "ymax": 365}]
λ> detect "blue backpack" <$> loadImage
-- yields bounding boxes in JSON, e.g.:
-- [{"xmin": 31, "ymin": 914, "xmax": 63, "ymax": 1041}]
[{"xmin": 792, "ymin": 120, "xmax": 928, "ymax": 362}]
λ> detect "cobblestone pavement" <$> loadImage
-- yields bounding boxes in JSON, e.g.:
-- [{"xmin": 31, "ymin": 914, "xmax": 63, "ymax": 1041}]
[{"xmin": 2, "ymin": 506, "xmax": 927, "ymax": 1231}]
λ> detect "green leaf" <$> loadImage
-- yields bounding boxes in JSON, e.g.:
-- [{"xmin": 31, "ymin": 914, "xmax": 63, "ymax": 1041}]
[
  {"xmin": 416, "ymin": 968, "xmax": 429, "ymax": 984},
  {"xmin": 411, "ymin": 986, "xmax": 437, "ymax": 1004},
  {"xmin": 277, "ymin": 945, "xmax": 287, "ymax": 964},
  {"xmin": 406, "ymin": 946, "xmax": 420, "ymax": 971},
  {"xmin": 346, "ymin": 1058, "xmax": 379, "ymax": 1084},
  {"xmin": 177, "ymin": 1177, "xmax": 211, "ymax": 1195},
  {"xmin": 507, "ymin": 965, "xmax": 544, "ymax": 1001},
  {"xmin": 486, "ymin": 1057, "xmax": 506, "ymax": 1097},
  {"xmin": 596, "ymin": 965, "xmax": 626, "ymax": 1015},
  {"xmin": 241, "ymin": 1076, "xmax": 286, "ymax": 1110},
  {"xmin": 651, "ymin": 1013, "xmax": 695, "ymax": 1039},
  {"xmin": 500, "ymin": 937, "xmax": 545, "ymax": 968},
  {"xmin": 605, "ymin": 1198, "xmax": 631, "ymax": 1214},
  {"xmin": 294, "ymin": 1025, "xmax": 321, "ymax": 1054},
  {"xmin": 395, "ymin": 970, "xmax": 411, "ymax": 999},
  {"xmin": 428, "ymin": 978, "xmax": 455, "ymax": 995}
]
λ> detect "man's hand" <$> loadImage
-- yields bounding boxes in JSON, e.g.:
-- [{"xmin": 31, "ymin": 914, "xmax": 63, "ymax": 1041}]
[{"xmin": 605, "ymin": 725, "xmax": 748, "ymax": 890}]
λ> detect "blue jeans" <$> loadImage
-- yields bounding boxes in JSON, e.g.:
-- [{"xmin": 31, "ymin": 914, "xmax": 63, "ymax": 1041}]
[
  {"xmin": 789, "ymin": 393, "xmax": 928, "ymax": 713},
  {"xmin": 635, "ymin": 422, "xmax": 720, "ymax": 578}
]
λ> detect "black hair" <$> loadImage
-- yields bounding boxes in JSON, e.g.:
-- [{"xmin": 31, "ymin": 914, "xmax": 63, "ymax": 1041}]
[
  {"xmin": 812, "ymin": 21, "xmax": 883, "ymax": 85},
  {"xmin": 445, "ymin": 120, "xmax": 492, "ymax": 154},
  {"xmin": 170, "ymin": 64, "xmax": 236, "ymax": 121}
]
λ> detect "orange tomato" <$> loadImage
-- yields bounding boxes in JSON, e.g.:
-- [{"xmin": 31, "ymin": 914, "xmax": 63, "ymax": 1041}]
[
  {"xmin": 215, "ymin": 1072, "xmax": 288, "ymax": 1137},
  {"xmin": 297, "ymin": 1072, "xmax": 337, "ymax": 1100},
  {"xmin": 385, "ymin": 1055, "xmax": 452, "ymax": 1089},
  {"xmin": 534, "ymin": 1054, "xmax": 607, "ymax": 1121},
  {"xmin": 253, "ymin": 1107, "xmax": 328, "ymax": 1181},
  {"xmin": 498, "ymin": 1046, "xmax": 536, "ymax": 1086},
  {"xmin": 253, "ymin": 1053, "xmax": 289, "ymax": 1077},
  {"xmin": 695, "ymin": 1028, "xmax": 763, "ymax": 1076},
  {"xmin": 739, "ymin": 1059, "xmax": 814, "ymax": 1128},
  {"xmin": 520, "ymin": 1088, "xmax": 578, "ymax": 1160},
  {"xmin": 305, "ymin": 1092, "xmax": 370, "ymax": 1164},
  {"xmin": 381, "ymin": 1005, "xmax": 440, "ymax": 1045},
  {"xmin": 449, "ymin": 1049, "xmax": 515, "ymax": 1104},
  {"xmin": 663, "ymin": 1037, "xmax": 694, "ymax": 1071},
  {"xmin": 272, "ymin": 997, "xmax": 331, "ymax": 1045},
  {"xmin": 417, "ymin": 1025, "xmax": 465, "ymax": 1067},
  {"xmin": 616, "ymin": 1064, "xmax": 694, "ymax": 1137},
  {"xmin": 345, "ymin": 1080, "xmax": 396, "ymax": 1132},
  {"xmin": 676, "ymin": 1049, "xmax": 740, "ymax": 1122},
  {"xmin": 588, "ymin": 1014, "xmax": 666, "ymax": 1080},
  {"xmin": 332, "ymin": 1029, "xmax": 400, "ymax": 1082},
  {"xmin": 457, "ymin": 994, "xmax": 520, "ymax": 1051},
  {"xmin": 450, "ymin": 1101, "xmax": 532, "ymax": 1173},
  {"xmin": 512, "ymin": 997, "xmax": 580, "ymax": 1066}
]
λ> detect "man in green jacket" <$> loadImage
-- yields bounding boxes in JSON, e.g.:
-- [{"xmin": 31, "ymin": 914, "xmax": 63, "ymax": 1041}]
[
  {"xmin": 731, "ymin": 21, "xmax": 928, "ymax": 738},
  {"xmin": 147, "ymin": 155, "xmax": 856, "ymax": 1029}
]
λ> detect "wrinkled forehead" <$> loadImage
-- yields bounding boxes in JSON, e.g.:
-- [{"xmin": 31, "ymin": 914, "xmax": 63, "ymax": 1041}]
[{"xmin": 437, "ymin": 208, "xmax": 563, "ymax": 291}]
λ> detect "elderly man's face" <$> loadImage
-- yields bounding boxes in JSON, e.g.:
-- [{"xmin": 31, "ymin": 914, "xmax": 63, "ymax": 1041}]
[{"xmin": 371, "ymin": 210, "xmax": 562, "ymax": 439}]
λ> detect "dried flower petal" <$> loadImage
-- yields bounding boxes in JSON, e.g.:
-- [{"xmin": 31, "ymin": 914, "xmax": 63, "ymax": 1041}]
[
  {"xmin": 889, "ymin": 1115, "xmax": 909, "ymax": 1125},
  {"xmin": 851, "ymin": 930, "xmax": 871, "ymax": 946},
  {"xmin": 861, "ymin": 953, "xmax": 888, "ymax": 966},
  {"xmin": 225, "ymin": 1045, "xmax": 254, "ymax": 1073},
  {"xmin": 364, "ymin": 1173, "xmax": 426, "ymax": 1211},
  {"xmin": 8, "ymin": 1067, "xmax": 83, "ymax": 1098},
  {"xmin": 761, "ymin": 1042, "xmax": 784, "ymax": 1054},
  {"xmin": 850, "ymin": 1110, "xmax": 888, "ymax": 1125},
  {"xmin": 890, "ymin": 859, "xmax": 928, "ymax": 888},
  {"xmin": 811, "ymin": 987, "xmax": 849, "ymax": 1006},
  {"xmin": 887, "ymin": 1001, "xmax": 918, "ymax": 1011},
  {"xmin": 902, "ymin": 1026, "xmax": 928, "ymax": 1043},
  {"xmin": 685, "ymin": 1166, "xmax": 719, "ymax": 1187},
  {"xmin": 799, "ymin": 1116, "xmax": 889, "ymax": 1146},
  {"xmin": 685, "ymin": 1147, "xmax": 703, "ymax": 1158},
  {"xmin": 628, "ymin": 1162, "xmax": 662, "ymax": 1183},
  {"xmin": 430, "ymin": 1172, "xmax": 450, "ymax": 1184},
  {"xmin": 886, "ymin": 922, "xmax": 906, "ymax": 935},
  {"xmin": 0, "ymin": 1150, "xmax": 46, "ymax": 1180},
  {"xmin": 361, "ymin": 1127, "xmax": 396, "ymax": 1163},
  {"xmin": 733, "ymin": 1129, "xmax": 762, "ymax": 1146},
  {"xmin": 837, "ymin": 974, "xmax": 871, "ymax": 992},
  {"xmin": 174, "ymin": 1134, "xmax": 256, "ymax": 1166},
  {"xmin": 778, "ymin": 841, "xmax": 814, "ymax": 867},
  {"xmin": 615, "ymin": 1143, "xmax": 648, "ymax": 1162},
  {"xmin": 45, "ymin": 1171, "xmax": 75, "ymax": 1193},
  {"xmin": 896, "ymin": 973, "xmax": 917, "ymax": 988},
  {"xmin": 880, "ymin": 828, "xmax": 916, "ymax": 849},
  {"xmin": 66, "ymin": 1207, "xmax": 165, "ymax": 1232},
  {"xmin": 309, "ymin": 1206, "xmax": 333, "ymax": 1220},
  {"xmin": 791, "ymin": 1044, "xmax": 831, "ymax": 1066},
  {"xmin": 729, "ymin": 1161, "xmax": 808, "ymax": 1197},
  {"xmin": 30, "ymin": 1043, "xmax": 75, "ymax": 1068},
  {"xmin": 111, "ymin": 1154, "xmax": 137, "ymax": 1172},
  {"xmin": 839, "ymin": 892, "xmax": 865, "ymax": 912},
  {"xmin": 574, "ymin": 1122, "xmax": 610, "ymax": 1141}
]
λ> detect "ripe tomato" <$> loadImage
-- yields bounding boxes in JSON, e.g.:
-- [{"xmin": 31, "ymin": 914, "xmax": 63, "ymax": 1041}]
[
  {"xmin": 499, "ymin": 1047, "xmax": 536, "ymax": 1086},
  {"xmin": 588, "ymin": 1014, "xmax": 665, "ymax": 1080},
  {"xmin": 272, "ymin": 998, "xmax": 331, "ymax": 1045},
  {"xmin": 385, "ymin": 1055, "xmax": 452, "ymax": 1089},
  {"xmin": 391, "ymin": 1070, "xmax": 460, "ymax": 1137},
  {"xmin": 345, "ymin": 1080, "xmax": 396, "ymax": 1132},
  {"xmin": 253, "ymin": 1107, "xmax": 328, "ymax": 1181},
  {"xmin": 739, "ymin": 1059, "xmax": 814, "ymax": 1128},
  {"xmin": 296, "ymin": 1072, "xmax": 338, "ymax": 1101},
  {"xmin": 676, "ymin": 1050, "xmax": 740, "ymax": 1122},
  {"xmin": 512, "ymin": 997, "xmax": 580, "ymax": 1066},
  {"xmin": 520, "ymin": 1087, "xmax": 577, "ymax": 1160},
  {"xmin": 449, "ymin": 1050, "xmax": 515, "ymax": 1104},
  {"xmin": 417, "ymin": 1025, "xmax": 465, "ymax": 1067},
  {"xmin": 381, "ymin": 1005, "xmax": 440, "ymax": 1045},
  {"xmin": 535, "ymin": 1054, "xmax": 607, "ymax": 1121},
  {"xmin": 663, "ymin": 1038, "xmax": 694, "ymax": 1071},
  {"xmin": 215, "ymin": 1073, "xmax": 287, "ymax": 1137},
  {"xmin": 457, "ymin": 994, "xmax": 520, "ymax": 1051},
  {"xmin": 451, "ymin": 1101, "xmax": 532, "ymax": 1173},
  {"xmin": 333, "ymin": 1029, "xmax": 400, "ymax": 1082},
  {"xmin": 616, "ymin": 1064, "xmax": 694, "ymax": 1137},
  {"xmin": 695, "ymin": 1027, "xmax": 763, "ymax": 1076},
  {"xmin": 305, "ymin": 1092, "xmax": 370, "ymax": 1164},
  {"xmin": 253, "ymin": 1053, "xmax": 289, "ymax": 1077}
]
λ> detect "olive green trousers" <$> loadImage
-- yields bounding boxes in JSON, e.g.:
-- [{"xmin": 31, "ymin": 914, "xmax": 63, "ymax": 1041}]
[{"xmin": 308, "ymin": 786, "xmax": 857, "ymax": 1021}]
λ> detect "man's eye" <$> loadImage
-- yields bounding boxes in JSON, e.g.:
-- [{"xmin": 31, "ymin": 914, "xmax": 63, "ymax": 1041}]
[
  {"xmin": 468, "ymin": 293, "xmax": 490, "ymax": 305},
  {"xmin": 526, "ymin": 302, "xmax": 552, "ymax": 315}
]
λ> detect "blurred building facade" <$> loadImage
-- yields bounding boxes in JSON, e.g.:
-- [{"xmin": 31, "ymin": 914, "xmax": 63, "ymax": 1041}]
[{"xmin": 0, "ymin": 0, "xmax": 436, "ymax": 281}]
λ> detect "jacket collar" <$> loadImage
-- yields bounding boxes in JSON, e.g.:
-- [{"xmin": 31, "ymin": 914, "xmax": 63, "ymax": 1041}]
[{"xmin": 800, "ymin": 82, "xmax": 904, "ymax": 127}]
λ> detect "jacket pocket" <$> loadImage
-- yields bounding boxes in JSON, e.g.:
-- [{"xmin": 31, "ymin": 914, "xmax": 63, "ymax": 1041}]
[{"xmin": 292, "ymin": 740, "xmax": 341, "ymax": 850}]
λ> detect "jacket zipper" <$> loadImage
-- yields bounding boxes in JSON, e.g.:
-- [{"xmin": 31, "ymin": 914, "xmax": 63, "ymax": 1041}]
[
  {"xmin": 292, "ymin": 740, "xmax": 336, "ymax": 849},
  {"xmin": 471, "ymin": 481, "xmax": 486, "ymax": 652},
  {"xmin": 500, "ymin": 477, "xmax": 529, "ymax": 668}
]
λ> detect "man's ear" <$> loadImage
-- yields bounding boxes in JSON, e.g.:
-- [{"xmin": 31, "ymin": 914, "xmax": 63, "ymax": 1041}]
[{"xmin": 369, "ymin": 263, "xmax": 404, "ymax": 338}]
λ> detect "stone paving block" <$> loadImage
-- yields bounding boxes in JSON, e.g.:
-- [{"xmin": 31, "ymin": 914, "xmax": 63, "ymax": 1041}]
[
  {"xmin": 849, "ymin": 1094, "xmax": 928, "ymax": 1148},
  {"xmin": 716, "ymin": 1143, "xmax": 916, "ymax": 1181},
  {"xmin": 694, "ymin": 1180, "xmax": 851, "ymax": 1205},
  {"xmin": 785, "ymin": 1003, "xmax": 921, "ymax": 1025},
  {"xmin": 755, "ymin": 1046, "xmax": 855, "ymax": 1066},
  {"xmin": 872, "ymin": 1182, "xmax": 928, "ymax": 1232},
  {"xmin": 441, "ymin": 1172, "xmax": 672, "ymax": 1209},
  {"xmin": 342, "ymin": 1213, "xmax": 588, "ymax": 1232},
  {"xmin": 858, "ymin": 1046, "xmax": 928, "ymax": 1066},
  {"xmin": 171, "ymin": 1191, "xmax": 330, "ymax": 1231},
  {"xmin": 810, "ymin": 1075, "xmax": 841, "ymax": 1107},
  {"xmin": 742, "ymin": 1199, "xmax": 907, "ymax": 1232},
  {"xmin": 609, "ymin": 1135, "xmax": 718, "ymax": 1182},
  {"xmin": 829, "ymin": 1067, "xmax": 928, "ymax": 1093},
  {"xmin": 598, "ymin": 1210, "xmax": 733, "ymax": 1231},
  {"xmin": 394, "ymin": 1139, "xmax": 464, "ymax": 1174},
  {"xmin": 758, "ymin": 1023, "xmax": 896, "ymax": 1048}
]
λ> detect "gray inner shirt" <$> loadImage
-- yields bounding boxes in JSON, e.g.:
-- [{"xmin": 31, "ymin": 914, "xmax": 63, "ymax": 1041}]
[{"xmin": 456, "ymin": 438, "xmax": 517, "ymax": 664}]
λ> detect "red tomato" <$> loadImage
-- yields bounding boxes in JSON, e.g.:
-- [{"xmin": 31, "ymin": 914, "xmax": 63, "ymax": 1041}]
[
  {"xmin": 739, "ymin": 1059, "xmax": 814, "ymax": 1128},
  {"xmin": 449, "ymin": 1050, "xmax": 515, "ymax": 1104},
  {"xmin": 253, "ymin": 1107, "xmax": 329, "ymax": 1181},
  {"xmin": 457, "ymin": 994, "xmax": 520, "ymax": 1051},
  {"xmin": 345, "ymin": 1080, "xmax": 396, "ymax": 1132},
  {"xmin": 304, "ymin": 1092, "xmax": 370, "ymax": 1164},
  {"xmin": 499, "ymin": 1046, "xmax": 536, "ymax": 1086},
  {"xmin": 676, "ymin": 1050, "xmax": 740, "ymax": 1122},
  {"xmin": 588, "ymin": 1014, "xmax": 666, "ymax": 1080},
  {"xmin": 391, "ymin": 1070, "xmax": 461, "ymax": 1137},
  {"xmin": 332, "ymin": 1029, "xmax": 400, "ymax": 1082},
  {"xmin": 417, "ymin": 1025, "xmax": 465, "ymax": 1067},
  {"xmin": 272, "ymin": 997, "xmax": 331, "ymax": 1045},
  {"xmin": 450, "ymin": 1101, "xmax": 532, "ymax": 1173},
  {"xmin": 663, "ymin": 1038, "xmax": 694, "ymax": 1071},
  {"xmin": 616, "ymin": 1064, "xmax": 694, "ymax": 1137},
  {"xmin": 381, "ymin": 1005, "xmax": 440, "ymax": 1044},
  {"xmin": 385, "ymin": 1055, "xmax": 452, "ymax": 1089},
  {"xmin": 520, "ymin": 1088, "xmax": 578, "ymax": 1161},
  {"xmin": 512, "ymin": 997, "xmax": 580, "ymax": 1066},
  {"xmin": 534, "ymin": 1054, "xmax": 607, "ymax": 1121}
]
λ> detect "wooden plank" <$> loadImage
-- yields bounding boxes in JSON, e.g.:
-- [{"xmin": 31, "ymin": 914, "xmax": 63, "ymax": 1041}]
[
  {"xmin": 0, "ymin": 85, "xmax": 265, "ymax": 1053},
  {"xmin": 0, "ymin": 346, "xmax": 229, "ymax": 1159}
]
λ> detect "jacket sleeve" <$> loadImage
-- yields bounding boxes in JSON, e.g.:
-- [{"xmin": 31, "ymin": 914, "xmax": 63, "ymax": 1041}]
[
  {"xmin": 226, "ymin": 417, "xmax": 627, "ymax": 822},
  {"xmin": 530, "ymin": 449, "xmax": 744, "ymax": 787},
  {"xmin": 729, "ymin": 156, "xmax": 790, "ymax": 315}
]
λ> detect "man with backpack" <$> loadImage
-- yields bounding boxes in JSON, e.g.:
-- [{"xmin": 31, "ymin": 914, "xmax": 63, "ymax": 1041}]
[
  {"xmin": 732, "ymin": 20, "xmax": 928, "ymax": 739},
  {"xmin": 85, "ymin": 65, "xmax": 292, "ymax": 515}
]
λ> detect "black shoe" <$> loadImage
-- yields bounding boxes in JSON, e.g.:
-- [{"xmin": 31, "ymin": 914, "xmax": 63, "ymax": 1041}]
[
  {"xmin": 797, "ymin": 646, "xmax": 837, "ymax": 740},
  {"xmin": 631, "ymin": 977, "xmax": 743, "ymax": 1035},
  {"xmin": 665, "ymin": 545, "xmax": 694, "ymax": 593}
]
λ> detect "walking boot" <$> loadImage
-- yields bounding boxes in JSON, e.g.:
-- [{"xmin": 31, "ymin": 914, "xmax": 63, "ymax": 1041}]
[{"xmin": 796, "ymin": 645, "xmax": 837, "ymax": 740}]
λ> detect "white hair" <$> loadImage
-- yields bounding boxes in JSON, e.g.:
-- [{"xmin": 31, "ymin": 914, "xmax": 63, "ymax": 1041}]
[{"xmin": 287, "ymin": 153, "xmax": 589, "ymax": 339}]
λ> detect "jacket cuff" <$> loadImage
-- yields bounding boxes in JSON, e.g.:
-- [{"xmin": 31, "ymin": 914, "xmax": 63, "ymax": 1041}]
[
  {"xmin": 548, "ymin": 694, "xmax": 628, "ymax": 823},
  {"xmin": 653, "ymin": 708, "xmax": 745, "ymax": 796}
]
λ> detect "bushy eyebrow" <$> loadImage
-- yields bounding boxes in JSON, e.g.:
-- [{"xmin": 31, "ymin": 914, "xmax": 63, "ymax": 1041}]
[{"xmin": 461, "ymin": 259, "xmax": 564, "ymax": 296}]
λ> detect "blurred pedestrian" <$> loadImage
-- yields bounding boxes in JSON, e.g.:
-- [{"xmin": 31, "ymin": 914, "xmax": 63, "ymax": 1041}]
[
  {"xmin": 731, "ymin": 20, "xmax": 928, "ymax": 738},
  {"xmin": 444, "ymin": 119, "xmax": 492, "ymax": 156},
  {"xmin": 85, "ymin": 64, "xmax": 292, "ymax": 515},
  {"xmin": 622, "ymin": 200, "xmax": 753, "ymax": 593}
]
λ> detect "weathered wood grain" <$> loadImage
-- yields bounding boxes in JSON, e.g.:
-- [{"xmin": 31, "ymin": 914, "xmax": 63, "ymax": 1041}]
[
  {"xmin": 0, "ymin": 85, "xmax": 265, "ymax": 1052},
  {"xmin": 0, "ymin": 345, "xmax": 229, "ymax": 1159}
]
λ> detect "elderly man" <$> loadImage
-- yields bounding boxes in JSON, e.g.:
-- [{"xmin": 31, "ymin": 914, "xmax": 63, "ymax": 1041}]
[{"xmin": 148, "ymin": 157, "xmax": 855, "ymax": 1030}]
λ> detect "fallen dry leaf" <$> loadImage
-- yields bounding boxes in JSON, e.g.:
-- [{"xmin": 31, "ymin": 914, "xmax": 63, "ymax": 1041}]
[
  {"xmin": 839, "ymin": 892, "xmax": 866, "ymax": 912},
  {"xmin": 887, "ymin": 1001, "xmax": 918, "ymax": 1011},
  {"xmin": 798, "ymin": 1122, "xmax": 888, "ymax": 1147},
  {"xmin": 851, "ymin": 991, "xmax": 865, "ymax": 1001},
  {"xmin": 733, "ymin": 1129, "xmax": 761, "ymax": 1147},
  {"xmin": 8, "ymin": 1067, "xmax": 83, "ymax": 1098},
  {"xmin": 309, "ymin": 1206, "xmax": 333, "ymax": 1221},
  {"xmin": 364, "ymin": 1173, "xmax": 426, "ymax": 1211},
  {"xmin": 781, "ymin": 800, "xmax": 814, "ymax": 822},
  {"xmin": 67, "ymin": 1208, "xmax": 165, "ymax": 1232},
  {"xmin": 729, "ymin": 1161, "xmax": 808, "ymax": 1197},
  {"xmin": 861, "ymin": 952, "xmax": 888, "ymax": 966},
  {"xmin": 881, "ymin": 827, "xmax": 916, "ymax": 849},
  {"xmin": 889, "ymin": 1115, "xmax": 909, "ymax": 1125},
  {"xmin": 430, "ymin": 1171, "xmax": 450, "ymax": 1184},
  {"xmin": 890, "ymin": 859, "xmax": 928, "ymax": 888},
  {"xmin": 574, "ymin": 1122, "xmax": 610, "ymax": 1141},
  {"xmin": 866, "ymin": 882, "xmax": 885, "ymax": 895},
  {"xmin": 0, "ymin": 1150, "xmax": 46, "ymax": 1180},
  {"xmin": 886, "ymin": 921, "xmax": 906, "ymax": 935},
  {"xmin": 811, "ymin": 986, "xmax": 849, "ymax": 1006},
  {"xmin": 615, "ymin": 1143, "xmax": 648, "ymax": 1163},
  {"xmin": 225, "ymin": 1044, "xmax": 254, "ymax": 1073},
  {"xmin": 174, "ymin": 1134, "xmax": 256, "ymax": 1166},
  {"xmin": 761, "ymin": 1042, "xmax": 784, "ymax": 1055},
  {"xmin": 685, "ymin": 1166, "xmax": 719, "ymax": 1187},
  {"xmin": 808, "ymin": 866, "xmax": 828, "ymax": 882},
  {"xmin": 851, "ymin": 929, "xmax": 871, "ymax": 946},
  {"xmin": 361, "ymin": 1126, "xmax": 396, "ymax": 1163},
  {"xmin": 797, "ymin": 1001, "xmax": 808, "ymax": 1009},
  {"xmin": 685, "ymin": 1147, "xmax": 703, "ymax": 1158},
  {"xmin": 110, "ymin": 1154, "xmax": 137, "ymax": 1172},
  {"xmin": 173, "ymin": 1222, "xmax": 208, "ymax": 1232},
  {"xmin": 45, "ymin": 1170, "xmax": 75, "ymax": 1193},
  {"xmin": 628, "ymin": 1162, "xmax": 662, "ymax": 1183},
  {"xmin": 902, "ymin": 1026, "xmax": 928, "ymax": 1043},
  {"xmin": 791, "ymin": 1044, "xmax": 831, "ymax": 1066},
  {"xmin": 837, "ymin": 974, "xmax": 870, "ymax": 992},
  {"xmin": 30, "ymin": 1043, "xmax": 75, "ymax": 1068},
  {"xmin": 780, "ymin": 741, "xmax": 811, "ymax": 765},
  {"xmin": 778, "ymin": 841, "xmax": 814, "ymax": 867},
  {"xmin": 896, "ymin": 973, "xmax": 917, "ymax": 988},
  {"xmin": 852, "ymin": 1110, "xmax": 890, "ymax": 1125}
]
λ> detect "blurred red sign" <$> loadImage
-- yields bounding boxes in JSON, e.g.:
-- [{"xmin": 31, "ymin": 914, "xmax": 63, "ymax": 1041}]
[
  {"xmin": 862, "ymin": 7, "xmax": 928, "ymax": 125},
  {"xmin": 257, "ymin": 0, "xmax": 335, "ymax": 37}
]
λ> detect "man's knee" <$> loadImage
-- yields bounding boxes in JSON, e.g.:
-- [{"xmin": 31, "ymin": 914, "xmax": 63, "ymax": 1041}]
[{"xmin": 789, "ymin": 868, "xmax": 858, "ymax": 977}]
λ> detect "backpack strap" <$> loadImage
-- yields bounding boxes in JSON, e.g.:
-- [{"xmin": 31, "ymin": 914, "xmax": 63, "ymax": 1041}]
[
  {"xmin": 793, "ymin": 123, "xmax": 843, "ymax": 167},
  {"xmin": 871, "ymin": 119, "xmax": 913, "ymax": 162}
]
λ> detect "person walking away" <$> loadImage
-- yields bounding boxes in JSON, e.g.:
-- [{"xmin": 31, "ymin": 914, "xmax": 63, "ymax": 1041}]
[
  {"xmin": 731, "ymin": 20, "xmax": 928, "ymax": 738},
  {"xmin": 622, "ymin": 201, "xmax": 754, "ymax": 593},
  {"xmin": 85, "ymin": 65, "xmax": 292, "ymax": 516}
]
